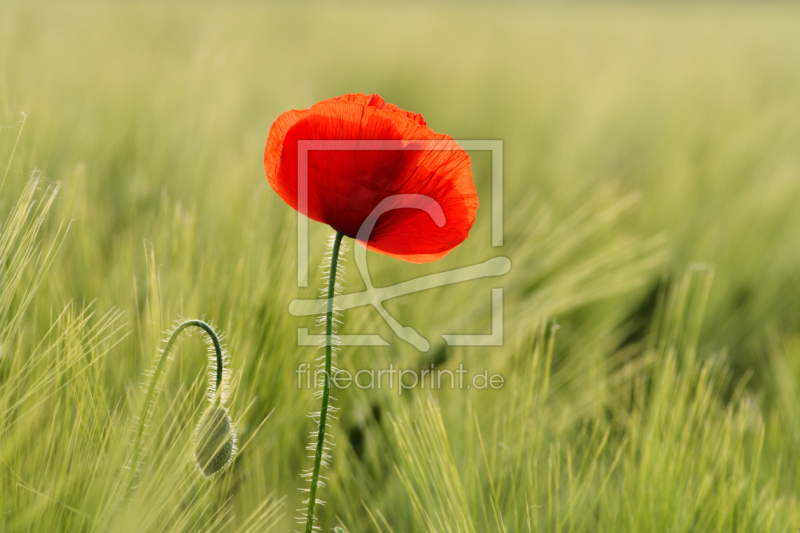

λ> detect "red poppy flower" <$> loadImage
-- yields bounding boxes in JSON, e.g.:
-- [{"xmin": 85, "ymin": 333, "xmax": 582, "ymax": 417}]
[{"xmin": 264, "ymin": 93, "xmax": 478, "ymax": 263}]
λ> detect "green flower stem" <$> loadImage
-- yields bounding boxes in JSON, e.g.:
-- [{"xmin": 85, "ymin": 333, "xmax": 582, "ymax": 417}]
[
  {"xmin": 126, "ymin": 319, "xmax": 224, "ymax": 496},
  {"xmin": 305, "ymin": 230, "xmax": 344, "ymax": 533}
]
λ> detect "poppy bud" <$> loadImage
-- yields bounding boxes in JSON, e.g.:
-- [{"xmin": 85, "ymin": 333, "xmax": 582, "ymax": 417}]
[{"xmin": 193, "ymin": 402, "xmax": 237, "ymax": 478}]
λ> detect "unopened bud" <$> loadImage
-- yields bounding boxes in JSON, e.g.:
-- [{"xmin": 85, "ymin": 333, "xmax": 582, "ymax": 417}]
[{"xmin": 193, "ymin": 402, "xmax": 237, "ymax": 478}]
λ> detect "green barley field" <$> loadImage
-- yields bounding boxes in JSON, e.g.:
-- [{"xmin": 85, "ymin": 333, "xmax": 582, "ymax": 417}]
[{"xmin": 3, "ymin": 1, "xmax": 800, "ymax": 531}]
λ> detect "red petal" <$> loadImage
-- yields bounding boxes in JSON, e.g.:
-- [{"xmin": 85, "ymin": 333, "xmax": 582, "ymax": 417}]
[{"xmin": 264, "ymin": 94, "xmax": 477, "ymax": 263}]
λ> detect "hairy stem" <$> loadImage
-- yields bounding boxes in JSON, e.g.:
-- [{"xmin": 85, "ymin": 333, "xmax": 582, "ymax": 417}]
[
  {"xmin": 305, "ymin": 231, "xmax": 344, "ymax": 532},
  {"xmin": 127, "ymin": 319, "xmax": 224, "ymax": 497}
]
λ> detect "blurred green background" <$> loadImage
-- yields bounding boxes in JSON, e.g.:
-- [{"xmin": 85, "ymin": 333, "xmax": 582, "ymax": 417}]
[{"xmin": 2, "ymin": 1, "xmax": 800, "ymax": 531}]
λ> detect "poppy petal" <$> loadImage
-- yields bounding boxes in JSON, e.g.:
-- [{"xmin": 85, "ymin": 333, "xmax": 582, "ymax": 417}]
[{"xmin": 264, "ymin": 94, "xmax": 477, "ymax": 263}]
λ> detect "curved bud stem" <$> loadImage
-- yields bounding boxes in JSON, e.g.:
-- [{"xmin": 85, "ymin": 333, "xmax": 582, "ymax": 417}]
[
  {"xmin": 126, "ymin": 319, "xmax": 225, "ymax": 498},
  {"xmin": 305, "ymin": 230, "xmax": 344, "ymax": 532}
]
